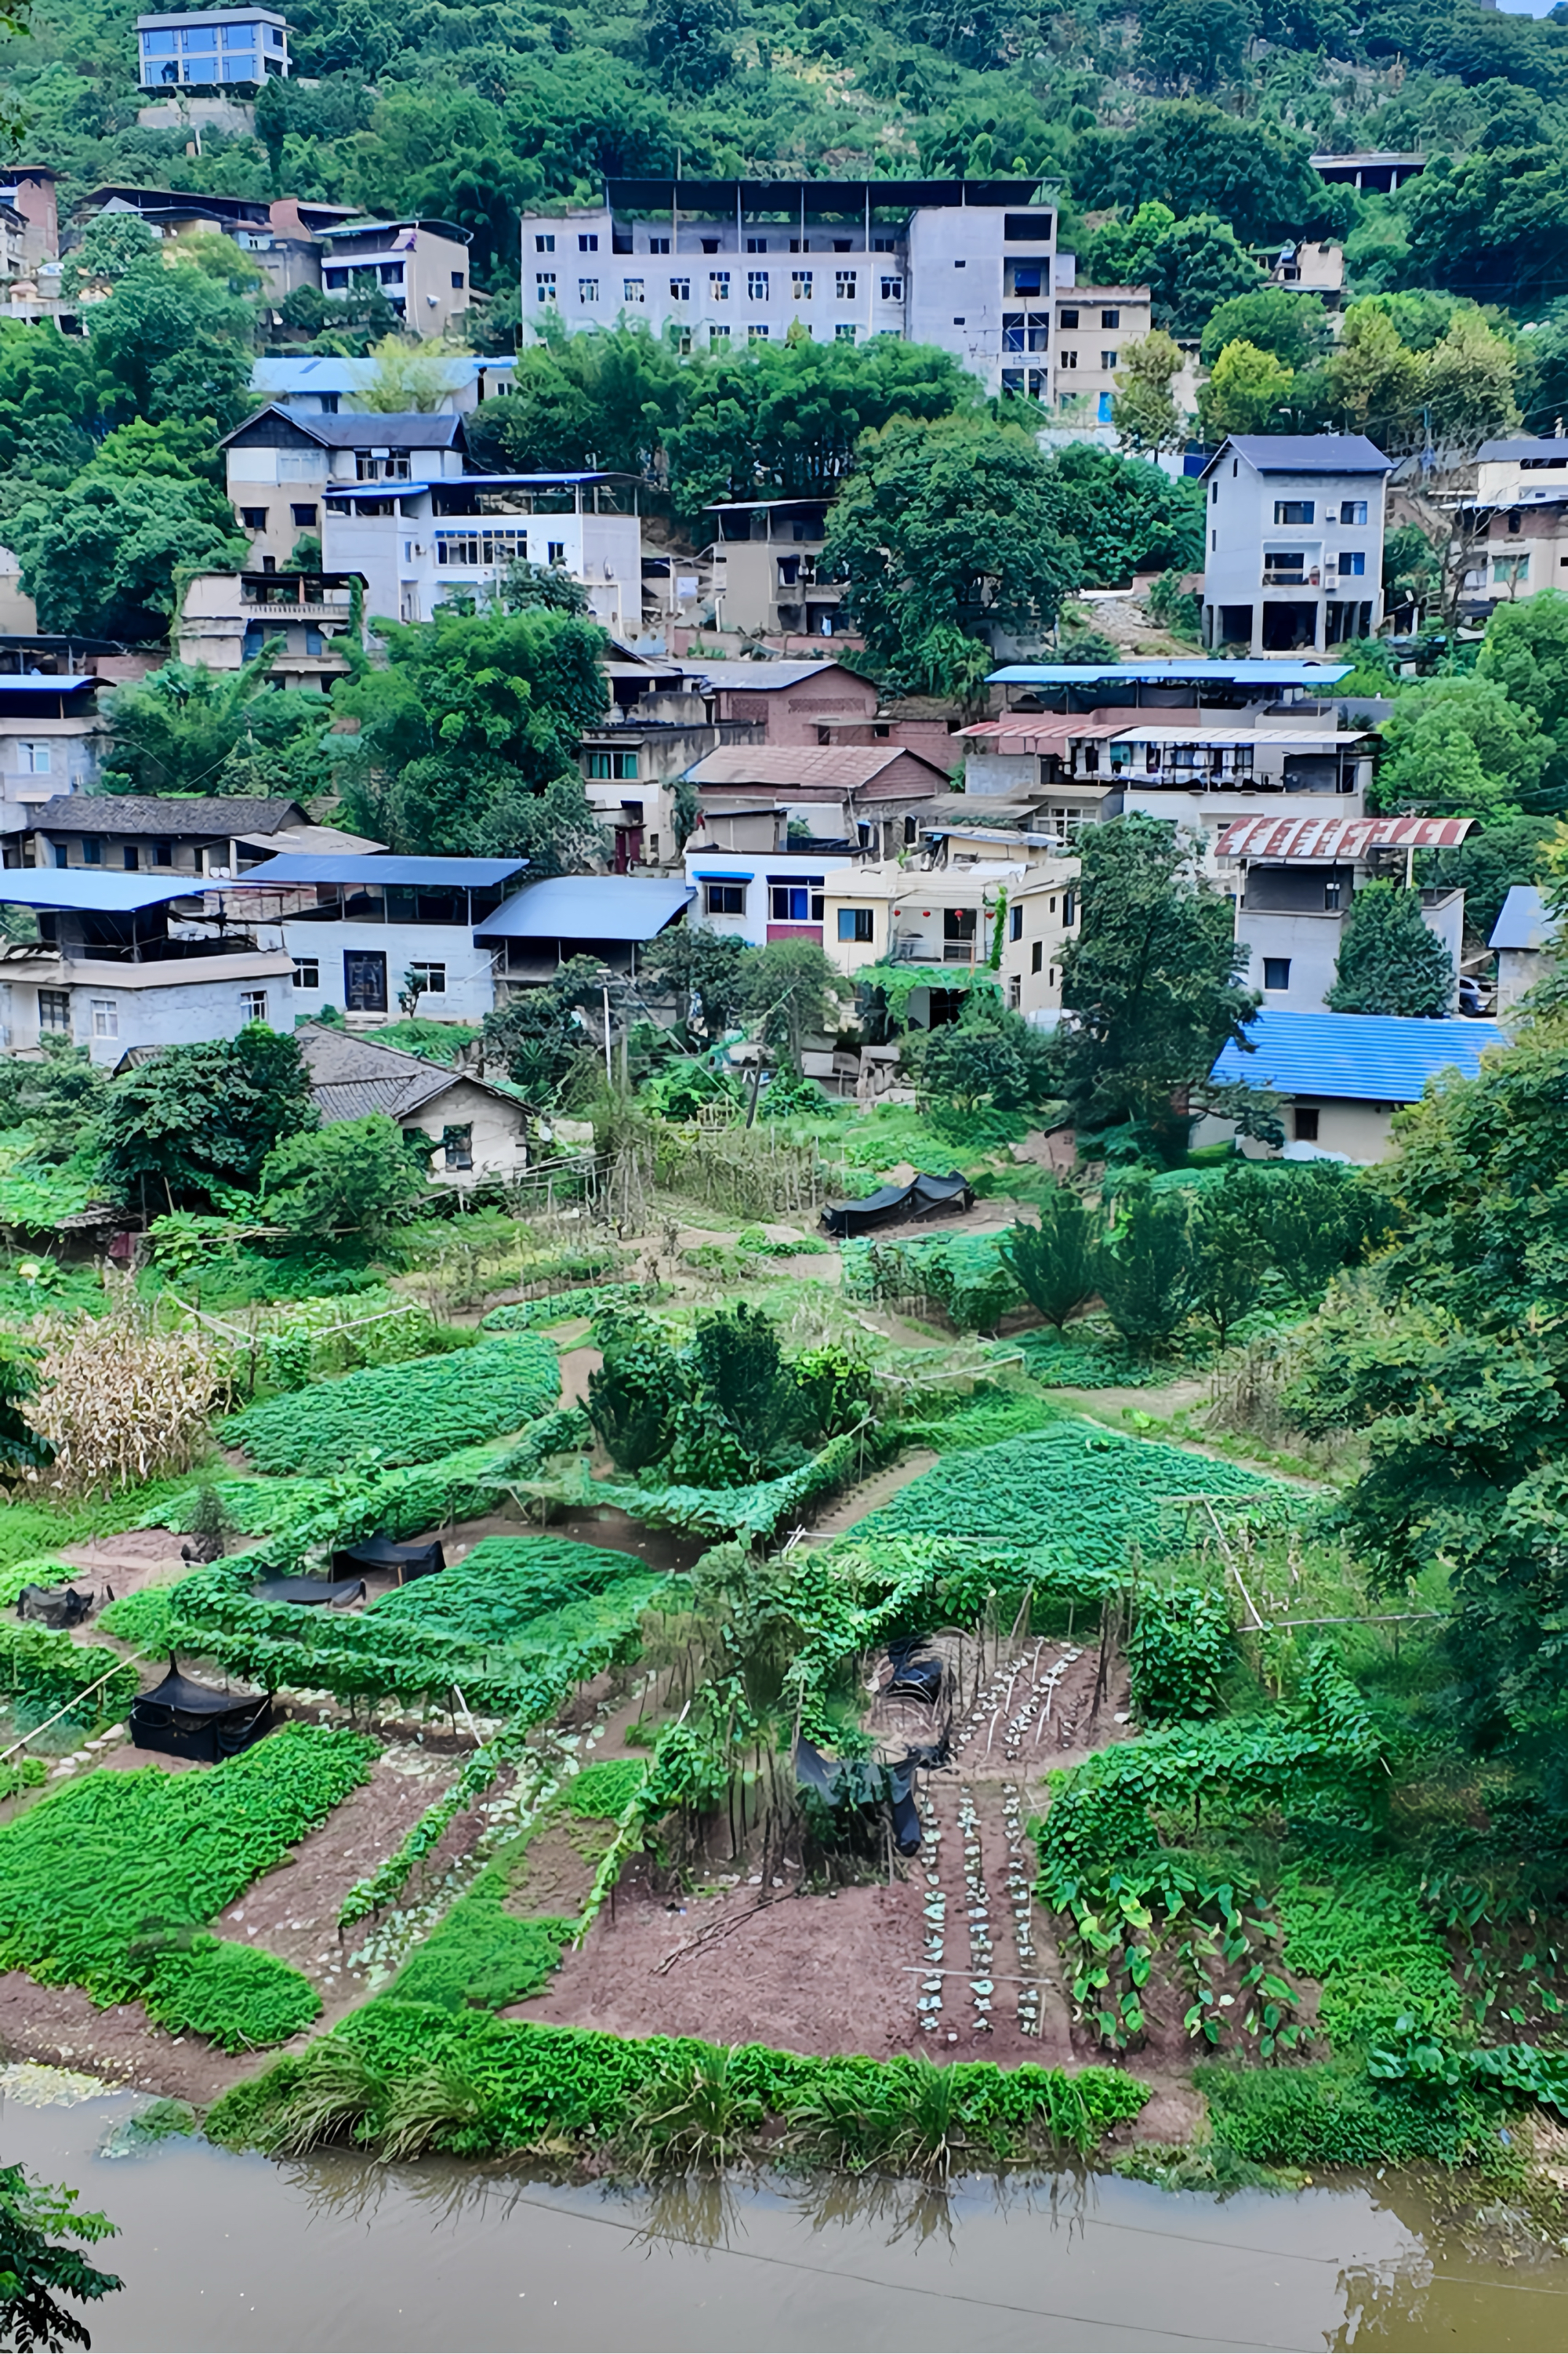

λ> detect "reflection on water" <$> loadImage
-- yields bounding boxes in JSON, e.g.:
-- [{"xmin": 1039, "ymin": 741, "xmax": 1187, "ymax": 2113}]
[{"xmin": 5, "ymin": 2083, "xmax": 1568, "ymax": 2352}]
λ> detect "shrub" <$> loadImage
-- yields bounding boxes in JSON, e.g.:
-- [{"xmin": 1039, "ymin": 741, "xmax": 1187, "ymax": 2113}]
[
  {"xmin": 1127, "ymin": 1586, "xmax": 1234, "ymax": 1723},
  {"xmin": 224, "ymin": 1334, "xmax": 560, "ymax": 1473},
  {"xmin": 1094, "ymin": 1185, "xmax": 1196, "ymax": 1353},
  {"xmin": 1001, "ymin": 1191, "xmax": 1100, "ymax": 1331}
]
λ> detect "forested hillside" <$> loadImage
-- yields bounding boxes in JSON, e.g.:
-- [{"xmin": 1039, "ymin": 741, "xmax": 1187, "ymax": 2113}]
[{"xmin": 13, "ymin": 0, "xmax": 1568, "ymax": 361}]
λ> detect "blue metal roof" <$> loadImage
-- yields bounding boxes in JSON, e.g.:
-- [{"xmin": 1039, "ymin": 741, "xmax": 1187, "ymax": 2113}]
[
  {"xmin": 227, "ymin": 855, "xmax": 527, "ymax": 888},
  {"xmin": 987, "ymin": 661, "xmax": 1353, "ymax": 686},
  {"xmin": 0, "ymin": 872, "xmax": 199, "ymax": 913},
  {"xmin": 1210, "ymin": 1008, "xmax": 1511, "ymax": 1105},
  {"xmin": 0, "ymin": 676, "xmax": 93, "ymax": 695},
  {"xmin": 1490, "ymin": 885, "xmax": 1559, "ymax": 954},
  {"xmin": 475, "ymin": 877, "xmax": 695, "ymax": 943}
]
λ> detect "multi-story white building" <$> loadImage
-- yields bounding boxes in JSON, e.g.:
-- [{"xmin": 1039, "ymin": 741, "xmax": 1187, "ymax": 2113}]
[
  {"xmin": 321, "ymin": 470, "xmax": 643, "ymax": 630},
  {"xmin": 521, "ymin": 176, "xmax": 1062, "ymax": 399},
  {"xmin": 1052, "ymin": 284, "xmax": 1152, "ymax": 423},
  {"xmin": 136, "ymin": 7, "xmax": 289, "ymax": 87},
  {"xmin": 222, "ymin": 402, "xmax": 469, "ymax": 570},
  {"xmin": 1200, "ymin": 435, "xmax": 1391, "ymax": 657},
  {"xmin": 318, "ymin": 217, "xmax": 475, "ymax": 339}
]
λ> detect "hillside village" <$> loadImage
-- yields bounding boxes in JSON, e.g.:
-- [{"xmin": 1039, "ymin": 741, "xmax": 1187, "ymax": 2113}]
[{"xmin": 6, "ymin": 0, "xmax": 1568, "ymax": 2338}]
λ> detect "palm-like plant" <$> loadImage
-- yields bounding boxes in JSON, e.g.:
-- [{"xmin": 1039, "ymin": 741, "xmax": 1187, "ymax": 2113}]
[{"xmin": 626, "ymin": 2046, "xmax": 763, "ymax": 2172}]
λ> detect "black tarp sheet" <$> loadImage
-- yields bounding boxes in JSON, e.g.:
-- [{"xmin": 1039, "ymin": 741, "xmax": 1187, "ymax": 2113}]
[
  {"xmin": 332, "ymin": 1535, "xmax": 445, "ymax": 1583},
  {"xmin": 821, "ymin": 1171, "xmax": 973, "ymax": 1239},
  {"xmin": 130, "ymin": 1661, "xmax": 272, "ymax": 1764},
  {"xmin": 252, "ymin": 1577, "xmax": 367, "ymax": 1607},
  {"xmin": 794, "ymin": 1735, "xmax": 924, "ymax": 1855},
  {"xmin": 16, "ymin": 1584, "xmax": 93, "ymax": 1629}
]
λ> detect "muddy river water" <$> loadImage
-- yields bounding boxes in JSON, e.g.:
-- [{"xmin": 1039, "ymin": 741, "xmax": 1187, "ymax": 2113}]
[{"xmin": 9, "ymin": 2085, "xmax": 1568, "ymax": 2351}]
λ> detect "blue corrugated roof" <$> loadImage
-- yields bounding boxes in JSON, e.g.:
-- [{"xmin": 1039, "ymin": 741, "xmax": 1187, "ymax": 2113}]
[
  {"xmin": 227, "ymin": 855, "xmax": 526, "ymax": 888},
  {"xmin": 1211, "ymin": 1008, "xmax": 1510, "ymax": 1104},
  {"xmin": 1490, "ymin": 885, "xmax": 1559, "ymax": 954},
  {"xmin": 0, "ymin": 677, "xmax": 93, "ymax": 695},
  {"xmin": 0, "ymin": 873, "xmax": 199, "ymax": 913},
  {"xmin": 475, "ymin": 877, "xmax": 695, "ymax": 943},
  {"xmin": 987, "ymin": 661, "xmax": 1352, "ymax": 685}
]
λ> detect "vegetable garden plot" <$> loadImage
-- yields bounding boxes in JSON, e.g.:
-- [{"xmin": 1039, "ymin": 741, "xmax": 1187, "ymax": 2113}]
[
  {"xmin": 855, "ymin": 1421, "xmax": 1301, "ymax": 1568},
  {"xmin": 0, "ymin": 1725, "xmax": 375, "ymax": 2050},
  {"xmin": 223, "ymin": 1335, "xmax": 561, "ymax": 1475}
]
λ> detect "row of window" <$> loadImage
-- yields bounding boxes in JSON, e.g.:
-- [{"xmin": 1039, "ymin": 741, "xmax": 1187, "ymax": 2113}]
[
  {"xmin": 1261, "ymin": 549, "xmax": 1367, "ymax": 576},
  {"xmin": 241, "ymin": 503, "xmax": 318, "ymax": 529},
  {"xmin": 1255, "ymin": 498, "xmax": 1370, "ymax": 525},
  {"xmin": 702, "ymin": 889, "xmax": 1076, "ymax": 932},
  {"xmin": 141, "ymin": 23, "xmax": 285, "ymax": 51},
  {"xmin": 1058, "ymin": 307, "xmax": 1121, "ymax": 329},
  {"xmin": 544, "ymin": 270, "xmax": 884, "ymax": 303},
  {"xmin": 324, "ymin": 264, "xmax": 466, "ymax": 292},
  {"xmin": 535, "ymin": 232, "xmax": 896, "ymax": 256},
  {"xmin": 41, "ymin": 986, "xmax": 272, "ymax": 1041},
  {"xmin": 1056, "ymin": 349, "xmax": 1118, "ymax": 371}
]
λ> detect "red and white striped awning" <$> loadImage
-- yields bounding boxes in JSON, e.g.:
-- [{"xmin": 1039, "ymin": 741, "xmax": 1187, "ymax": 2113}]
[{"xmin": 1214, "ymin": 814, "xmax": 1475, "ymax": 861}]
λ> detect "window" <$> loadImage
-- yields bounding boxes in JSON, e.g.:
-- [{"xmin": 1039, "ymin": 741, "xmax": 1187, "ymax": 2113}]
[
  {"xmin": 1263, "ymin": 957, "xmax": 1292, "ymax": 992},
  {"xmin": 710, "ymin": 324, "xmax": 730, "ymax": 343},
  {"xmin": 670, "ymin": 276, "xmax": 690, "ymax": 300},
  {"xmin": 702, "ymin": 238, "xmax": 720, "ymax": 253},
  {"xmin": 1294, "ymin": 1107, "xmax": 1319, "ymax": 1142},
  {"xmin": 579, "ymin": 278, "xmax": 599, "ymax": 302},
  {"xmin": 122, "ymin": 845, "xmax": 138, "ymax": 871},
  {"xmin": 435, "ymin": 526, "xmax": 531, "ymax": 566},
  {"xmin": 1100, "ymin": 349, "xmax": 1117, "ymax": 369},
  {"xmin": 1273, "ymin": 499, "xmax": 1314, "ymax": 524},
  {"xmin": 1339, "ymin": 499, "xmax": 1367, "ymax": 525},
  {"xmin": 833, "ymin": 239, "xmax": 851, "ymax": 252},
  {"xmin": 579, "ymin": 232, "xmax": 598, "ymax": 252},
  {"xmin": 838, "ymin": 907, "xmax": 874, "ymax": 943},
  {"xmin": 1031, "ymin": 939, "xmax": 1042, "ymax": 973},
  {"xmin": 1059, "ymin": 307, "xmax": 1079, "ymax": 329},
  {"xmin": 151, "ymin": 839, "xmax": 172, "ymax": 868},
  {"xmin": 1011, "ymin": 264, "xmax": 1041, "ymax": 295},
  {"xmin": 1337, "ymin": 550, "xmax": 1365, "ymax": 576},
  {"xmin": 535, "ymin": 234, "xmax": 555, "ymax": 252},
  {"xmin": 1010, "ymin": 904, "xmax": 1023, "ymax": 942},
  {"xmin": 750, "ymin": 323, "xmax": 769, "ymax": 341},
  {"xmin": 953, "ymin": 316, "xmax": 964, "ymax": 325},
  {"xmin": 37, "ymin": 988, "xmax": 69, "ymax": 1033},
  {"xmin": 793, "ymin": 271, "xmax": 813, "ymax": 300},
  {"xmin": 1008, "ymin": 974, "xmax": 1022, "ymax": 1010},
  {"xmin": 746, "ymin": 237, "xmax": 768, "ymax": 253},
  {"xmin": 705, "ymin": 881, "xmax": 745, "ymax": 914},
  {"xmin": 748, "ymin": 270, "xmax": 768, "ymax": 299},
  {"xmin": 240, "ymin": 990, "xmax": 268, "ymax": 1025},
  {"xmin": 378, "ymin": 262, "xmax": 403, "ymax": 286},
  {"xmin": 1026, "ymin": 311, "xmax": 1047, "ymax": 351},
  {"xmin": 1059, "ymin": 348, "xmax": 1077, "ymax": 369},
  {"xmin": 535, "ymin": 273, "xmax": 557, "ymax": 300},
  {"xmin": 710, "ymin": 271, "xmax": 731, "ymax": 299},
  {"xmin": 770, "ymin": 881, "xmax": 824, "ymax": 921},
  {"xmin": 1004, "ymin": 311, "xmax": 1025, "ymax": 352},
  {"xmin": 1101, "ymin": 307, "xmax": 1120, "ymax": 329},
  {"xmin": 1508, "ymin": 510, "xmax": 1523, "ymax": 536},
  {"xmin": 80, "ymin": 837, "xmax": 102, "ymax": 866},
  {"xmin": 622, "ymin": 278, "xmax": 644, "ymax": 303},
  {"xmin": 546, "ymin": 540, "xmax": 565, "ymax": 564},
  {"xmin": 836, "ymin": 270, "xmax": 855, "ymax": 299},
  {"xmin": 1062, "ymin": 889, "xmax": 1075, "ymax": 926},
  {"xmin": 649, "ymin": 235, "xmax": 670, "ymax": 255},
  {"xmin": 90, "ymin": 999, "xmax": 117, "ymax": 1040},
  {"xmin": 408, "ymin": 962, "xmax": 446, "ymax": 997},
  {"xmin": 880, "ymin": 275, "xmax": 902, "ymax": 300},
  {"xmin": 588, "ymin": 750, "xmax": 640, "ymax": 779},
  {"xmin": 1002, "ymin": 368, "xmax": 1024, "ymax": 394},
  {"xmin": 1265, "ymin": 549, "xmax": 1305, "ymax": 574},
  {"xmin": 873, "ymin": 235, "xmax": 895, "ymax": 252},
  {"xmin": 16, "ymin": 741, "xmax": 49, "ymax": 774},
  {"xmin": 324, "ymin": 266, "xmax": 349, "ymax": 289},
  {"xmin": 1495, "ymin": 554, "xmax": 1530, "ymax": 584},
  {"xmin": 291, "ymin": 502, "xmax": 318, "ymax": 528},
  {"xmin": 241, "ymin": 506, "xmax": 268, "ymax": 530},
  {"xmin": 441, "ymin": 1123, "xmax": 473, "ymax": 1171},
  {"xmin": 834, "ymin": 323, "xmax": 855, "ymax": 343},
  {"xmin": 292, "ymin": 957, "xmax": 320, "ymax": 991}
]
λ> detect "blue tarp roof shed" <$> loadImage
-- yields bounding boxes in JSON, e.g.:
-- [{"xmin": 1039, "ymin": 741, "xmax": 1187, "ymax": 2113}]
[
  {"xmin": 476, "ymin": 877, "xmax": 695, "ymax": 943},
  {"xmin": 0, "ymin": 873, "xmax": 200, "ymax": 913},
  {"xmin": 987, "ymin": 661, "xmax": 1353, "ymax": 687},
  {"xmin": 1210, "ymin": 1008, "xmax": 1510, "ymax": 1105}
]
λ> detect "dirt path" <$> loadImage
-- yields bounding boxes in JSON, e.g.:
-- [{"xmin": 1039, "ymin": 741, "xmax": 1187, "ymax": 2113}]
[{"xmin": 806, "ymin": 1449, "xmax": 938, "ymax": 1538}]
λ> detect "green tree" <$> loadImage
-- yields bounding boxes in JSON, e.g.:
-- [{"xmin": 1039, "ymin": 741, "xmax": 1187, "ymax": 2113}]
[
  {"xmin": 1187, "ymin": 1177, "xmax": 1269, "ymax": 1344},
  {"xmin": 1422, "ymin": 309, "xmax": 1523, "ymax": 452},
  {"xmin": 823, "ymin": 415, "xmax": 1080, "ymax": 688},
  {"xmin": 332, "ymin": 603, "xmax": 608, "ymax": 858},
  {"xmin": 1144, "ymin": 215, "xmax": 1265, "ymax": 337},
  {"xmin": 1417, "ymin": 815, "xmax": 1557, "ymax": 948},
  {"xmin": 1057, "ymin": 816, "xmax": 1260, "ymax": 1162},
  {"xmin": 1325, "ymin": 879, "xmax": 1456, "ymax": 1018},
  {"xmin": 0, "ymin": 2163, "xmax": 121, "ymax": 2354},
  {"xmin": 586, "ymin": 1320, "xmax": 690, "ymax": 1470},
  {"xmin": 1197, "ymin": 340, "xmax": 1296, "ymax": 439},
  {"xmin": 910, "ymin": 996, "xmax": 1057, "ymax": 1120},
  {"xmin": 87, "ymin": 256, "xmax": 256, "ymax": 431},
  {"xmin": 1095, "ymin": 1182, "xmax": 1197, "ymax": 1353},
  {"xmin": 638, "ymin": 924, "xmax": 748, "ymax": 1044},
  {"xmin": 1323, "ymin": 302, "xmax": 1428, "ymax": 452},
  {"xmin": 479, "ymin": 957, "xmax": 604, "ymax": 1106},
  {"xmin": 736, "ymin": 939, "xmax": 846, "ymax": 1072},
  {"xmin": 1478, "ymin": 588, "xmax": 1568, "ymax": 808},
  {"xmin": 97, "ymin": 1028, "xmax": 318, "ymax": 1213},
  {"xmin": 1233, "ymin": 1160, "xmax": 1370, "ymax": 1302},
  {"xmin": 260, "ymin": 1113, "xmax": 428, "ymax": 1241},
  {"xmin": 1199, "ymin": 287, "xmax": 1329, "ymax": 372},
  {"xmin": 1112, "ymin": 329, "xmax": 1187, "ymax": 455},
  {"xmin": 58, "ymin": 212, "xmax": 162, "ymax": 299},
  {"xmin": 1076, "ymin": 104, "xmax": 1342, "ymax": 245},
  {"xmin": 1373, "ymin": 675, "xmax": 1555, "ymax": 820},
  {"xmin": 9, "ymin": 475, "xmax": 248, "ymax": 641},
  {"xmin": 1286, "ymin": 1023, "xmax": 1568, "ymax": 1744},
  {"xmin": 0, "ymin": 1038, "xmax": 107, "ymax": 1164},
  {"xmin": 1400, "ymin": 142, "xmax": 1568, "ymax": 310},
  {"xmin": 1138, "ymin": 0, "xmax": 1257, "ymax": 93},
  {"xmin": 646, "ymin": 0, "xmax": 737, "ymax": 92},
  {"xmin": 100, "ymin": 654, "xmax": 331, "ymax": 797},
  {"xmin": 1000, "ymin": 1186, "xmax": 1099, "ymax": 1329},
  {"xmin": 1044, "ymin": 444, "xmax": 1203, "ymax": 583}
]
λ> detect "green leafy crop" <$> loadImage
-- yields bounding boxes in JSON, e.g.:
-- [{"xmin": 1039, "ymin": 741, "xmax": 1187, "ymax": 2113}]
[{"xmin": 224, "ymin": 1334, "xmax": 561, "ymax": 1475}]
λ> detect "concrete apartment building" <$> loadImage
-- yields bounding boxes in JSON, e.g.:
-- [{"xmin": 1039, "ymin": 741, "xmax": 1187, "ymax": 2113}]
[
  {"xmin": 321, "ymin": 470, "xmax": 643, "ymax": 630},
  {"xmin": 318, "ymin": 217, "xmax": 476, "ymax": 338},
  {"xmin": 136, "ymin": 7, "xmax": 289, "ymax": 86},
  {"xmin": 706, "ymin": 499, "xmax": 847, "ymax": 638},
  {"xmin": 521, "ymin": 177, "xmax": 1071, "ymax": 398},
  {"xmin": 1053, "ymin": 285, "xmax": 1151, "ymax": 423},
  {"xmin": 0, "ymin": 674, "xmax": 106, "ymax": 800},
  {"xmin": 176, "ymin": 570, "xmax": 367, "ymax": 692},
  {"xmin": 1432, "ymin": 434, "xmax": 1568, "ymax": 617},
  {"xmin": 221, "ymin": 405, "xmax": 469, "ymax": 571},
  {"xmin": 1200, "ymin": 435, "xmax": 1392, "ymax": 656}
]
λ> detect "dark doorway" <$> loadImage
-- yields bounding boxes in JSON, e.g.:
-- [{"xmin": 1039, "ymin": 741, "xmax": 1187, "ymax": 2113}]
[
  {"xmin": 343, "ymin": 949, "xmax": 387, "ymax": 1012},
  {"xmin": 1262, "ymin": 601, "xmax": 1318, "ymax": 651}
]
